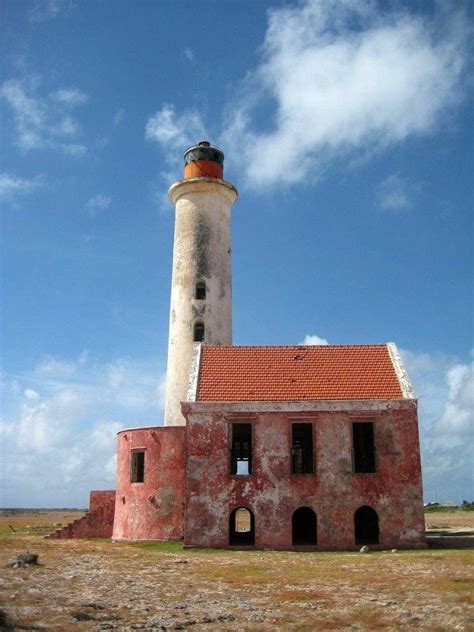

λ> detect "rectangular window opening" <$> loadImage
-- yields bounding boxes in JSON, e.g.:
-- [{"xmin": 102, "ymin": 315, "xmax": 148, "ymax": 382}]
[
  {"xmin": 353, "ymin": 422, "xmax": 376, "ymax": 473},
  {"xmin": 131, "ymin": 450, "xmax": 145, "ymax": 483},
  {"xmin": 231, "ymin": 423, "xmax": 252, "ymax": 475},
  {"xmin": 291, "ymin": 423, "xmax": 314, "ymax": 474}
]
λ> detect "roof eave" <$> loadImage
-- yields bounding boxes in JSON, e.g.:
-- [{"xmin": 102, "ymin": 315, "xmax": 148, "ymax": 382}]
[{"xmin": 182, "ymin": 398, "xmax": 417, "ymax": 416}]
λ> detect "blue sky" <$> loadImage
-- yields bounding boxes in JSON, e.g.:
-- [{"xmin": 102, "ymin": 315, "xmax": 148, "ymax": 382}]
[{"xmin": 1, "ymin": 0, "xmax": 472, "ymax": 507}]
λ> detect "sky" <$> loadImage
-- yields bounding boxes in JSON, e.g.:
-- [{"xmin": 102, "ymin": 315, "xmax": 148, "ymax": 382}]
[{"xmin": 0, "ymin": 0, "xmax": 472, "ymax": 508}]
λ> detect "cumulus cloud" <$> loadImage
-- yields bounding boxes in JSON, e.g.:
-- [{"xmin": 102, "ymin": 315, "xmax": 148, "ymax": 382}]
[
  {"xmin": 1, "ymin": 354, "xmax": 166, "ymax": 507},
  {"xmin": 220, "ymin": 0, "xmax": 468, "ymax": 189},
  {"xmin": 85, "ymin": 194, "xmax": 112, "ymax": 214},
  {"xmin": 147, "ymin": 2, "xmax": 470, "ymax": 193},
  {"xmin": 401, "ymin": 348, "xmax": 473, "ymax": 502},
  {"xmin": 300, "ymin": 334, "xmax": 329, "ymax": 345},
  {"xmin": 436, "ymin": 361, "xmax": 473, "ymax": 438},
  {"xmin": 1, "ymin": 77, "xmax": 88, "ymax": 156},
  {"xmin": 0, "ymin": 172, "xmax": 44, "ymax": 203}
]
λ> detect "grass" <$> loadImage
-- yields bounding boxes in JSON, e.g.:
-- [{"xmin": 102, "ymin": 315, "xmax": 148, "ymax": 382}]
[
  {"xmin": 425, "ymin": 505, "xmax": 474, "ymax": 513},
  {"xmin": 1, "ymin": 510, "xmax": 473, "ymax": 630}
]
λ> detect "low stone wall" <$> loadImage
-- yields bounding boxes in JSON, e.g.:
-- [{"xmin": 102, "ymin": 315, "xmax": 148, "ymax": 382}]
[{"xmin": 47, "ymin": 490, "xmax": 116, "ymax": 539}]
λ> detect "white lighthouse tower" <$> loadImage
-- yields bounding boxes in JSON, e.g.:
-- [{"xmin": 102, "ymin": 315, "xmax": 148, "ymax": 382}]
[{"xmin": 164, "ymin": 141, "xmax": 238, "ymax": 426}]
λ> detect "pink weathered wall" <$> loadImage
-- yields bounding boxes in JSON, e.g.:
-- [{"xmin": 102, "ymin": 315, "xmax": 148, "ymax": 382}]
[
  {"xmin": 47, "ymin": 491, "xmax": 116, "ymax": 539},
  {"xmin": 112, "ymin": 426, "xmax": 186, "ymax": 541},
  {"xmin": 90, "ymin": 490, "xmax": 115, "ymax": 512},
  {"xmin": 182, "ymin": 400, "xmax": 425, "ymax": 550}
]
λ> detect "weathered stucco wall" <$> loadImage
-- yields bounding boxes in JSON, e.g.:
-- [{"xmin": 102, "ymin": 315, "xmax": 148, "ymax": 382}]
[
  {"xmin": 112, "ymin": 426, "xmax": 186, "ymax": 541},
  {"xmin": 89, "ymin": 490, "xmax": 116, "ymax": 512},
  {"xmin": 164, "ymin": 178, "xmax": 238, "ymax": 426},
  {"xmin": 182, "ymin": 400, "xmax": 425, "ymax": 550},
  {"xmin": 47, "ymin": 490, "xmax": 116, "ymax": 539}
]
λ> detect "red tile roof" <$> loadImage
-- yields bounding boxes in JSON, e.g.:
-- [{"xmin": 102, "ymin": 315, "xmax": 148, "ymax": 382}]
[{"xmin": 196, "ymin": 345, "xmax": 403, "ymax": 402}]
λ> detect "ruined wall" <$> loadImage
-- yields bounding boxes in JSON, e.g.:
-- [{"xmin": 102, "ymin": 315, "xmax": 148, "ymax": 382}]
[
  {"xmin": 164, "ymin": 178, "xmax": 238, "ymax": 426},
  {"xmin": 112, "ymin": 426, "xmax": 186, "ymax": 541},
  {"xmin": 89, "ymin": 490, "xmax": 116, "ymax": 512},
  {"xmin": 182, "ymin": 400, "xmax": 425, "ymax": 550},
  {"xmin": 47, "ymin": 491, "xmax": 116, "ymax": 539}
]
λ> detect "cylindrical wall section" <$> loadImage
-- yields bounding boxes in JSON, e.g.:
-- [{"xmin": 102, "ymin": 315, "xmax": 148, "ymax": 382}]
[
  {"xmin": 164, "ymin": 178, "xmax": 237, "ymax": 426},
  {"xmin": 112, "ymin": 426, "xmax": 186, "ymax": 541}
]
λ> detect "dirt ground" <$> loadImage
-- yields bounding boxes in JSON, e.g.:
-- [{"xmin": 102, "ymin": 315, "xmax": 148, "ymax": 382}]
[{"xmin": 0, "ymin": 510, "xmax": 473, "ymax": 631}]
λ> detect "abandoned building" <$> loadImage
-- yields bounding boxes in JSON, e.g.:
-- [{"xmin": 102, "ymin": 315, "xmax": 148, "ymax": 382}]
[{"xmin": 48, "ymin": 141, "xmax": 426, "ymax": 549}]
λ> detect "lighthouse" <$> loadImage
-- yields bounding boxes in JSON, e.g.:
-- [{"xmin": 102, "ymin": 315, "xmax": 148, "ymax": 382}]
[{"xmin": 164, "ymin": 141, "xmax": 238, "ymax": 426}]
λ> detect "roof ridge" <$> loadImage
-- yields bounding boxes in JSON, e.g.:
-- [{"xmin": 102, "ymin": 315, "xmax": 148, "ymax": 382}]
[{"xmin": 202, "ymin": 343, "xmax": 390, "ymax": 350}]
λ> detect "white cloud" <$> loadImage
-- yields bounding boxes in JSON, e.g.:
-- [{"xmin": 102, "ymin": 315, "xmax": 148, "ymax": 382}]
[
  {"xmin": 1, "ymin": 354, "xmax": 166, "ymax": 507},
  {"xmin": 1, "ymin": 77, "xmax": 88, "ymax": 156},
  {"xmin": 300, "ymin": 334, "xmax": 329, "ymax": 345},
  {"xmin": 24, "ymin": 388, "xmax": 40, "ymax": 400},
  {"xmin": 145, "ymin": 104, "xmax": 205, "ymax": 150},
  {"xmin": 217, "ymin": 0, "xmax": 467, "ymax": 189},
  {"xmin": 401, "ymin": 348, "xmax": 473, "ymax": 502},
  {"xmin": 436, "ymin": 362, "xmax": 474, "ymax": 438},
  {"xmin": 0, "ymin": 172, "xmax": 44, "ymax": 203},
  {"xmin": 51, "ymin": 88, "xmax": 89, "ymax": 106},
  {"xmin": 376, "ymin": 173, "xmax": 421, "ymax": 213},
  {"xmin": 145, "ymin": 104, "xmax": 207, "ymax": 210},
  {"xmin": 85, "ymin": 194, "xmax": 112, "ymax": 214}
]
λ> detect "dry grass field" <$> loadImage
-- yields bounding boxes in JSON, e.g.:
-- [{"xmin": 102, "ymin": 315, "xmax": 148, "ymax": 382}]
[
  {"xmin": 425, "ymin": 510, "xmax": 474, "ymax": 532},
  {"xmin": 0, "ymin": 510, "xmax": 472, "ymax": 631}
]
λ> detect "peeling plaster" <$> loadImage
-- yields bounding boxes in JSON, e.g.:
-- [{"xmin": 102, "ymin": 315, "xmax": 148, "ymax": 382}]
[
  {"xmin": 186, "ymin": 343, "xmax": 202, "ymax": 403},
  {"xmin": 164, "ymin": 178, "xmax": 238, "ymax": 426},
  {"xmin": 182, "ymin": 405, "xmax": 425, "ymax": 550}
]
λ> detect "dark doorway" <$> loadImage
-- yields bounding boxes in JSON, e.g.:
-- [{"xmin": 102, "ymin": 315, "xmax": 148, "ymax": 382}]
[
  {"xmin": 354, "ymin": 506, "xmax": 379, "ymax": 545},
  {"xmin": 229, "ymin": 508, "xmax": 255, "ymax": 545},
  {"xmin": 292, "ymin": 507, "xmax": 317, "ymax": 545}
]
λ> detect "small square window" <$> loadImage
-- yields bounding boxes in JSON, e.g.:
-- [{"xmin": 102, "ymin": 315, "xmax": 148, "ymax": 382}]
[
  {"xmin": 194, "ymin": 322, "xmax": 205, "ymax": 342},
  {"xmin": 195, "ymin": 282, "xmax": 206, "ymax": 300}
]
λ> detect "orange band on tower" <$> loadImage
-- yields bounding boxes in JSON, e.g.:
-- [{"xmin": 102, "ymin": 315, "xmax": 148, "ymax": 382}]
[{"xmin": 184, "ymin": 160, "xmax": 223, "ymax": 179}]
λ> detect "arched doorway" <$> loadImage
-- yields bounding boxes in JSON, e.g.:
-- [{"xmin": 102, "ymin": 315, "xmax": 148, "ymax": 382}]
[
  {"xmin": 292, "ymin": 507, "xmax": 317, "ymax": 545},
  {"xmin": 229, "ymin": 507, "xmax": 255, "ymax": 545},
  {"xmin": 354, "ymin": 506, "xmax": 379, "ymax": 545}
]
